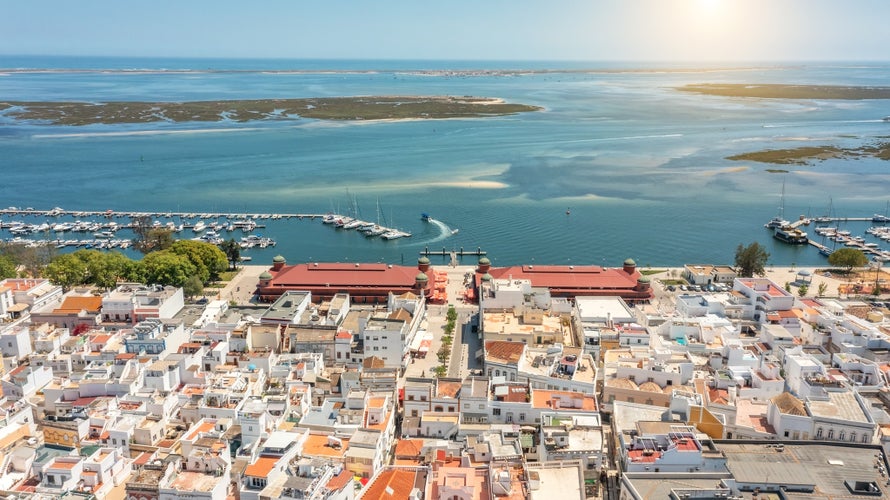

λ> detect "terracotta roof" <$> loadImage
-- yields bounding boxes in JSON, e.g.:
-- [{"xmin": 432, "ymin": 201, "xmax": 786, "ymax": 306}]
[
  {"xmin": 770, "ymin": 392, "xmax": 807, "ymax": 416},
  {"xmin": 435, "ymin": 380, "xmax": 462, "ymax": 399},
  {"xmin": 363, "ymin": 357, "xmax": 386, "ymax": 369},
  {"xmin": 638, "ymin": 381, "xmax": 663, "ymax": 393},
  {"xmin": 532, "ymin": 390, "xmax": 597, "ymax": 411},
  {"xmin": 325, "ymin": 469, "xmax": 352, "ymax": 491},
  {"xmin": 244, "ymin": 456, "xmax": 279, "ymax": 478},
  {"xmin": 361, "ymin": 468, "xmax": 424, "ymax": 500},
  {"xmin": 485, "ymin": 264, "xmax": 651, "ymax": 299},
  {"xmin": 395, "ymin": 439, "xmax": 424, "ymax": 458},
  {"xmin": 367, "ymin": 396, "xmax": 387, "ymax": 409},
  {"xmin": 270, "ymin": 263, "xmax": 425, "ymax": 288},
  {"xmin": 606, "ymin": 378, "xmax": 638, "ymax": 390},
  {"xmin": 54, "ymin": 295, "xmax": 103, "ymax": 314},
  {"xmin": 484, "ymin": 341, "xmax": 524, "ymax": 365},
  {"xmin": 388, "ymin": 309, "xmax": 412, "ymax": 322}
]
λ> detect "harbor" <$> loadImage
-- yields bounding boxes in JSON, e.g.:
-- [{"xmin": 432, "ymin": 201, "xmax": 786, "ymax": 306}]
[{"xmin": 766, "ymin": 214, "xmax": 890, "ymax": 262}]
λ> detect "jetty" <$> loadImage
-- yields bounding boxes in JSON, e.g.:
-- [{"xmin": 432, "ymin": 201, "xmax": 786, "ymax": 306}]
[
  {"xmin": 0, "ymin": 207, "xmax": 325, "ymax": 220},
  {"xmin": 420, "ymin": 247, "xmax": 487, "ymax": 257}
]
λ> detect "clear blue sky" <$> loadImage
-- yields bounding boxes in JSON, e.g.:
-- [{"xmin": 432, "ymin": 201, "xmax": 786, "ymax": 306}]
[{"xmin": 4, "ymin": 0, "xmax": 889, "ymax": 61}]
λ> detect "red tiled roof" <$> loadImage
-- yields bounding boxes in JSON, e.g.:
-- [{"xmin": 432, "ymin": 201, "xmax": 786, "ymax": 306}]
[
  {"xmin": 485, "ymin": 264, "xmax": 651, "ymax": 299},
  {"xmin": 54, "ymin": 296, "xmax": 103, "ymax": 314},
  {"xmin": 484, "ymin": 341, "xmax": 524, "ymax": 365},
  {"xmin": 326, "ymin": 469, "xmax": 352, "ymax": 491},
  {"xmin": 269, "ymin": 263, "xmax": 425, "ymax": 289},
  {"xmin": 395, "ymin": 439, "xmax": 424, "ymax": 457},
  {"xmin": 361, "ymin": 469, "xmax": 423, "ymax": 499}
]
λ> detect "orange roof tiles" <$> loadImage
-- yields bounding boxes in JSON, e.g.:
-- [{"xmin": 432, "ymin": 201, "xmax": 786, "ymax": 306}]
[
  {"xmin": 186, "ymin": 421, "xmax": 216, "ymax": 441},
  {"xmin": 484, "ymin": 341, "xmax": 524, "ymax": 365},
  {"xmin": 244, "ymin": 456, "xmax": 279, "ymax": 478},
  {"xmin": 54, "ymin": 296, "xmax": 103, "ymax": 314},
  {"xmin": 362, "ymin": 468, "xmax": 424, "ymax": 500},
  {"xmin": 326, "ymin": 469, "xmax": 353, "ymax": 491},
  {"xmin": 436, "ymin": 380, "xmax": 461, "ymax": 399},
  {"xmin": 395, "ymin": 439, "xmax": 424, "ymax": 458}
]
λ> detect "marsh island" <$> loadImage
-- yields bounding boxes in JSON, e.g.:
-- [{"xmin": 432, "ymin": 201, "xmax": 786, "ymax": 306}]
[{"xmin": 0, "ymin": 96, "xmax": 542, "ymax": 126}]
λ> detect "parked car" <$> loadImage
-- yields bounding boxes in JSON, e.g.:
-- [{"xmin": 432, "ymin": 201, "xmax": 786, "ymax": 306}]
[{"xmin": 667, "ymin": 285, "xmax": 676, "ymax": 292}]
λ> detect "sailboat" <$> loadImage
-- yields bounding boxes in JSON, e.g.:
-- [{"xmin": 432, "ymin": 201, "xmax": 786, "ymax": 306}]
[
  {"xmin": 764, "ymin": 179, "xmax": 791, "ymax": 229},
  {"xmin": 872, "ymin": 201, "xmax": 890, "ymax": 223}
]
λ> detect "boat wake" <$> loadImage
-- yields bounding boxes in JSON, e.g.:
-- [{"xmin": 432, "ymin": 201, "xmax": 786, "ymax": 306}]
[{"xmin": 405, "ymin": 218, "xmax": 456, "ymax": 247}]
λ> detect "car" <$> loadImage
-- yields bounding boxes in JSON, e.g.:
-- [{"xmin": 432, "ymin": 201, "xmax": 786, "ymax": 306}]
[
  {"xmin": 667, "ymin": 285, "xmax": 676, "ymax": 292},
  {"xmin": 680, "ymin": 285, "xmax": 687, "ymax": 291},
  {"xmin": 196, "ymin": 297, "xmax": 209, "ymax": 305}
]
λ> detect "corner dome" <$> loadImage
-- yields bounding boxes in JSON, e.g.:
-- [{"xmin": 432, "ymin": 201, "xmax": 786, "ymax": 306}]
[
  {"xmin": 418, "ymin": 256, "xmax": 431, "ymax": 265},
  {"xmin": 478, "ymin": 257, "xmax": 491, "ymax": 265},
  {"xmin": 415, "ymin": 272, "xmax": 429, "ymax": 282},
  {"xmin": 624, "ymin": 258, "xmax": 636, "ymax": 266},
  {"xmin": 481, "ymin": 273, "xmax": 493, "ymax": 282},
  {"xmin": 272, "ymin": 255, "xmax": 286, "ymax": 263},
  {"xmin": 259, "ymin": 271, "xmax": 273, "ymax": 280}
]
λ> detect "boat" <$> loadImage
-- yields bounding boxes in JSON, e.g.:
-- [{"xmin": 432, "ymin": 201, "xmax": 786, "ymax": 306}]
[
  {"xmin": 421, "ymin": 213, "xmax": 432, "ymax": 222},
  {"xmin": 192, "ymin": 221, "xmax": 206, "ymax": 233},
  {"xmin": 883, "ymin": 116, "xmax": 890, "ymax": 122},
  {"xmin": 765, "ymin": 179, "xmax": 791, "ymax": 229},
  {"xmin": 451, "ymin": 229, "xmax": 460, "ymax": 235},
  {"xmin": 773, "ymin": 225, "xmax": 808, "ymax": 244}
]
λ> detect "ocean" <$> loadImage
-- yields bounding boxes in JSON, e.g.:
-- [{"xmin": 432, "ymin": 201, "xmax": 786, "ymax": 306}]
[{"xmin": 2, "ymin": 56, "xmax": 890, "ymax": 268}]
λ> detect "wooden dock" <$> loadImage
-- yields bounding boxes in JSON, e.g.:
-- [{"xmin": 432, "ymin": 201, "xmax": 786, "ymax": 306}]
[{"xmin": 420, "ymin": 247, "xmax": 486, "ymax": 257}]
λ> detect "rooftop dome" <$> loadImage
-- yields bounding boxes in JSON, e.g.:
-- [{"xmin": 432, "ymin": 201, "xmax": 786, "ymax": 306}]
[
  {"xmin": 415, "ymin": 272, "xmax": 429, "ymax": 282},
  {"xmin": 638, "ymin": 276, "xmax": 651, "ymax": 284},
  {"xmin": 481, "ymin": 273, "xmax": 493, "ymax": 282},
  {"xmin": 797, "ymin": 269, "xmax": 812, "ymax": 276},
  {"xmin": 418, "ymin": 256, "xmax": 431, "ymax": 265},
  {"xmin": 259, "ymin": 271, "xmax": 273, "ymax": 280},
  {"xmin": 272, "ymin": 255, "xmax": 286, "ymax": 263},
  {"xmin": 478, "ymin": 256, "xmax": 491, "ymax": 265},
  {"xmin": 624, "ymin": 258, "xmax": 636, "ymax": 266}
]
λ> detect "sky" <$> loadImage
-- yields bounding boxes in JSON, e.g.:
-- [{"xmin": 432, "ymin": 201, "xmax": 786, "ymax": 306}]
[{"xmin": 3, "ymin": 0, "xmax": 890, "ymax": 61}]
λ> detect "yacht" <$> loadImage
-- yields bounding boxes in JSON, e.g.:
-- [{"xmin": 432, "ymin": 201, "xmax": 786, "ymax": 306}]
[
  {"xmin": 192, "ymin": 221, "xmax": 206, "ymax": 232},
  {"xmin": 773, "ymin": 226, "xmax": 808, "ymax": 245}
]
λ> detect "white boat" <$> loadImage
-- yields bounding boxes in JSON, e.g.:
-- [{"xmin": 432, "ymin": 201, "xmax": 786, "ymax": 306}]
[{"xmin": 192, "ymin": 221, "xmax": 206, "ymax": 232}]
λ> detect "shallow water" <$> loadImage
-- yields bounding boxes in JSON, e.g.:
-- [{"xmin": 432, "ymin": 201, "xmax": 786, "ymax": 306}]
[{"xmin": 2, "ymin": 57, "xmax": 889, "ymax": 267}]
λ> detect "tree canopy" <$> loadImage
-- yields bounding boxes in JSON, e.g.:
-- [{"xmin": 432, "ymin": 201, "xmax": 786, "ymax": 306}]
[
  {"xmin": 169, "ymin": 240, "xmax": 228, "ymax": 283},
  {"xmin": 734, "ymin": 242, "xmax": 770, "ymax": 277},
  {"xmin": 827, "ymin": 247, "xmax": 868, "ymax": 272},
  {"xmin": 220, "ymin": 239, "xmax": 241, "ymax": 270},
  {"xmin": 0, "ymin": 253, "xmax": 17, "ymax": 279},
  {"xmin": 140, "ymin": 250, "xmax": 197, "ymax": 287}
]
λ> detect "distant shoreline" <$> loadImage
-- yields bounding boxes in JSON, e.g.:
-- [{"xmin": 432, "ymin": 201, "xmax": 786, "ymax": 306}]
[
  {"xmin": 0, "ymin": 96, "xmax": 541, "ymax": 126},
  {"xmin": 679, "ymin": 83, "xmax": 890, "ymax": 100}
]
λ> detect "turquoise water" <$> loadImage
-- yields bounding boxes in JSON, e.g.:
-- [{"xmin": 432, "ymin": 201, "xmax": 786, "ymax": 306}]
[{"xmin": 2, "ymin": 57, "xmax": 890, "ymax": 266}]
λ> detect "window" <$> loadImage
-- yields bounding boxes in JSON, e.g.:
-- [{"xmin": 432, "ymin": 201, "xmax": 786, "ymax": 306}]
[
  {"xmin": 838, "ymin": 431, "xmax": 845, "ymax": 441},
  {"xmin": 863, "ymin": 434, "xmax": 870, "ymax": 443},
  {"xmin": 828, "ymin": 429, "xmax": 834, "ymax": 439},
  {"xmin": 816, "ymin": 428, "xmax": 823, "ymax": 438},
  {"xmin": 519, "ymin": 413, "xmax": 525, "ymax": 422},
  {"xmin": 492, "ymin": 408, "xmax": 501, "ymax": 416},
  {"xmin": 408, "ymin": 395, "xmax": 415, "ymax": 401},
  {"xmin": 479, "ymin": 404, "xmax": 484, "ymax": 410},
  {"xmin": 411, "ymin": 410, "xmax": 418, "ymax": 417},
  {"xmin": 850, "ymin": 433, "xmax": 856, "ymax": 442},
  {"xmin": 666, "ymin": 380, "xmax": 673, "ymax": 386},
  {"xmin": 784, "ymin": 431, "xmax": 789, "ymax": 438}
]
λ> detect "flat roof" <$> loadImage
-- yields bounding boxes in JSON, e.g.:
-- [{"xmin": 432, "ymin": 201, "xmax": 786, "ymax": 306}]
[
  {"xmin": 807, "ymin": 391, "xmax": 869, "ymax": 423},
  {"xmin": 719, "ymin": 441, "xmax": 889, "ymax": 497},
  {"xmin": 576, "ymin": 296, "xmax": 635, "ymax": 322}
]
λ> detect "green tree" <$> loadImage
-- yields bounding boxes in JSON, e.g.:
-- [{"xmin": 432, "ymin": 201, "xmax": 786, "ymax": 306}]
[
  {"xmin": 132, "ymin": 215, "xmax": 174, "ymax": 253},
  {"xmin": 219, "ymin": 239, "xmax": 241, "ymax": 271},
  {"xmin": 170, "ymin": 240, "xmax": 227, "ymax": 283},
  {"xmin": 0, "ymin": 242, "xmax": 55, "ymax": 277},
  {"xmin": 784, "ymin": 281, "xmax": 792, "ymax": 292},
  {"xmin": 0, "ymin": 253, "xmax": 17, "ymax": 279},
  {"xmin": 817, "ymin": 282, "xmax": 828, "ymax": 297},
  {"xmin": 141, "ymin": 250, "xmax": 197, "ymax": 286},
  {"xmin": 44, "ymin": 253, "xmax": 88, "ymax": 290},
  {"xmin": 734, "ymin": 242, "xmax": 770, "ymax": 277},
  {"xmin": 798, "ymin": 284, "xmax": 809, "ymax": 297},
  {"xmin": 827, "ymin": 248, "xmax": 868, "ymax": 273},
  {"xmin": 183, "ymin": 275, "xmax": 205, "ymax": 298},
  {"xmin": 89, "ymin": 251, "xmax": 133, "ymax": 290}
]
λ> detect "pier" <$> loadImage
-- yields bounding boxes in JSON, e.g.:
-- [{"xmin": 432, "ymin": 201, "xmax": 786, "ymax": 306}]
[
  {"xmin": 421, "ymin": 247, "xmax": 487, "ymax": 257},
  {"xmin": 0, "ymin": 207, "xmax": 326, "ymax": 220}
]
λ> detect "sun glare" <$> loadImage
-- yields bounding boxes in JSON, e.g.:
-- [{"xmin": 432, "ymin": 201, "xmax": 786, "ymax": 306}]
[{"xmin": 697, "ymin": 0, "xmax": 722, "ymax": 13}]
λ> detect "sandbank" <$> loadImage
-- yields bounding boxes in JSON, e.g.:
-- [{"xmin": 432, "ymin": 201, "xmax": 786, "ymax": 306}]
[{"xmin": 678, "ymin": 83, "xmax": 890, "ymax": 100}]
